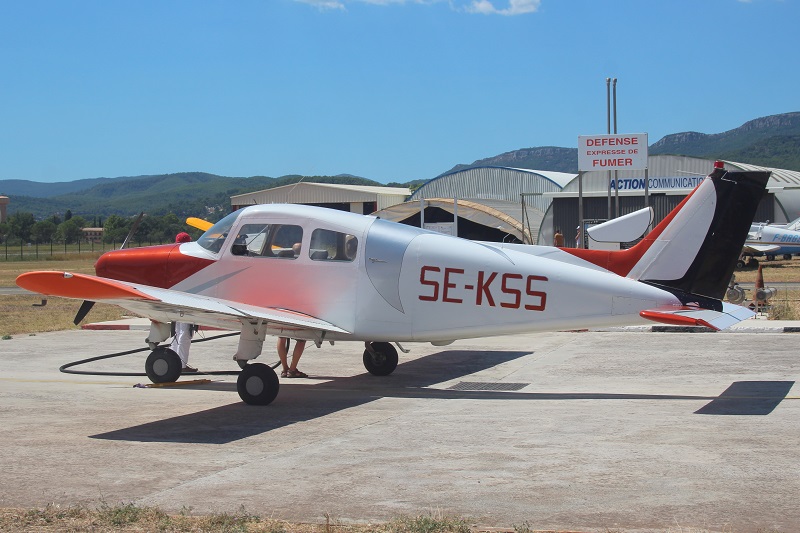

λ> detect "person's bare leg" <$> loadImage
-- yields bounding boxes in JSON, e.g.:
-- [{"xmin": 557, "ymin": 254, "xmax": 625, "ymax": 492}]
[
  {"xmin": 277, "ymin": 337, "xmax": 290, "ymax": 374},
  {"xmin": 289, "ymin": 340, "xmax": 306, "ymax": 372}
]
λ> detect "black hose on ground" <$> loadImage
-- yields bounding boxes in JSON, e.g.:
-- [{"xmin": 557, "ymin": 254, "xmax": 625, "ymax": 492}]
[{"xmin": 58, "ymin": 331, "xmax": 265, "ymax": 377}]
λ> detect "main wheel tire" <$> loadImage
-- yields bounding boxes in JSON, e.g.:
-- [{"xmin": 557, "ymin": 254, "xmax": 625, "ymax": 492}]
[
  {"xmin": 145, "ymin": 346, "xmax": 182, "ymax": 383},
  {"xmin": 736, "ymin": 259, "xmax": 745, "ymax": 270},
  {"xmin": 784, "ymin": 254, "xmax": 793, "ymax": 261},
  {"xmin": 363, "ymin": 342, "xmax": 399, "ymax": 376},
  {"xmin": 237, "ymin": 363, "xmax": 279, "ymax": 405},
  {"xmin": 766, "ymin": 254, "xmax": 775, "ymax": 261}
]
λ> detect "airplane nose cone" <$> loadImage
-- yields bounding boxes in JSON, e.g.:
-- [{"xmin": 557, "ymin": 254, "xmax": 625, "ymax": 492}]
[
  {"xmin": 95, "ymin": 244, "xmax": 214, "ymax": 288},
  {"xmin": 95, "ymin": 245, "xmax": 174, "ymax": 287}
]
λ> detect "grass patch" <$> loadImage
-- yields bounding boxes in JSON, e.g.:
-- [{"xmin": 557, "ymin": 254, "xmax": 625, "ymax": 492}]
[
  {"xmin": 0, "ymin": 504, "xmax": 480, "ymax": 533},
  {"xmin": 0, "ymin": 255, "xmax": 133, "ymax": 336},
  {"xmin": 2, "ymin": 503, "xmax": 781, "ymax": 532},
  {"xmin": 0, "ymin": 255, "xmax": 102, "ymax": 287},
  {"xmin": 0, "ymin": 295, "xmax": 132, "ymax": 337},
  {"xmin": 731, "ymin": 257, "xmax": 800, "ymax": 283},
  {"xmin": 764, "ymin": 289, "xmax": 800, "ymax": 320}
]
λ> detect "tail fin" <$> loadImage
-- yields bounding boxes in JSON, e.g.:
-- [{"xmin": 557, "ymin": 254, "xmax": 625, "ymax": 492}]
[{"xmin": 566, "ymin": 163, "xmax": 770, "ymax": 303}]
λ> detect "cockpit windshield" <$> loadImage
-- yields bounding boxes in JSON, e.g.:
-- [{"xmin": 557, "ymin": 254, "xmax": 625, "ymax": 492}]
[{"xmin": 197, "ymin": 211, "xmax": 240, "ymax": 253}]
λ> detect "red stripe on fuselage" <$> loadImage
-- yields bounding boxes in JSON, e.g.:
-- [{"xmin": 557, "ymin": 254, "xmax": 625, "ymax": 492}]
[
  {"xmin": 94, "ymin": 244, "xmax": 214, "ymax": 288},
  {"xmin": 563, "ymin": 185, "xmax": 700, "ymax": 277}
]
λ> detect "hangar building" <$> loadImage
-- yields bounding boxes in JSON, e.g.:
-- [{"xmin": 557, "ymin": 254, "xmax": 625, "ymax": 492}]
[
  {"xmin": 539, "ymin": 156, "xmax": 800, "ymax": 248},
  {"xmin": 231, "ymin": 183, "xmax": 410, "ymax": 214},
  {"xmin": 373, "ymin": 167, "xmax": 576, "ymax": 243}
]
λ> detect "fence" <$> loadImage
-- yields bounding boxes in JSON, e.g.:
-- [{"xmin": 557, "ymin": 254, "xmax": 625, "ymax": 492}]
[{"xmin": 1, "ymin": 239, "xmax": 170, "ymax": 261}]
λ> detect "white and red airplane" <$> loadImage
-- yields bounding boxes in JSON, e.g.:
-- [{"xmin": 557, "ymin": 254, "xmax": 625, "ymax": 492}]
[{"xmin": 17, "ymin": 162, "xmax": 769, "ymax": 405}]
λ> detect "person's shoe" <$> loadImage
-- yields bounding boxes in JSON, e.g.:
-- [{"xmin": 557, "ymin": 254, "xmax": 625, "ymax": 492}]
[
  {"xmin": 280, "ymin": 370, "xmax": 289, "ymax": 378},
  {"xmin": 181, "ymin": 365, "xmax": 198, "ymax": 373},
  {"xmin": 287, "ymin": 369, "xmax": 308, "ymax": 378}
]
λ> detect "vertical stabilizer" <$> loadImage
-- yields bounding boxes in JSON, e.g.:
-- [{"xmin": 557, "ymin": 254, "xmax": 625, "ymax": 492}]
[
  {"xmin": 635, "ymin": 165, "xmax": 769, "ymax": 300},
  {"xmin": 565, "ymin": 162, "xmax": 770, "ymax": 303}
]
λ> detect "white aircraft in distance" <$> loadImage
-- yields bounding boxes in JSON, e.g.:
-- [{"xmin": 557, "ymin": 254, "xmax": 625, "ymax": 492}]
[
  {"xmin": 743, "ymin": 219, "xmax": 800, "ymax": 263},
  {"xmin": 17, "ymin": 162, "xmax": 769, "ymax": 406}
]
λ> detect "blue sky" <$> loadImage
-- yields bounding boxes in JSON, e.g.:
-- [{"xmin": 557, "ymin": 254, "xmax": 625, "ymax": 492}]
[{"xmin": 1, "ymin": 0, "xmax": 797, "ymax": 184}]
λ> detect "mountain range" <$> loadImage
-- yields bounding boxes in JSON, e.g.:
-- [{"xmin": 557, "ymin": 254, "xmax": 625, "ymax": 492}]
[
  {"xmin": 446, "ymin": 112, "xmax": 800, "ymax": 174},
  {"xmin": 2, "ymin": 112, "xmax": 798, "ymax": 220}
]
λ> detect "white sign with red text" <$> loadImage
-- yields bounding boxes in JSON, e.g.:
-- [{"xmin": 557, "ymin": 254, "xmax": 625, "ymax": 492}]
[{"xmin": 578, "ymin": 133, "xmax": 648, "ymax": 172}]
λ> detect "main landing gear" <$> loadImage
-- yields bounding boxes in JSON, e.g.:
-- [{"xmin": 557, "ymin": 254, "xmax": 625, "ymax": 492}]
[
  {"xmin": 145, "ymin": 346, "xmax": 182, "ymax": 383},
  {"xmin": 142, "ymin": 321, "xmax": 401, "ymax": 406},
  {"xmin": 363, "ymin": 341, "xmax": 399, "ymax": 376},
  {"xmin": 236, "ymin": 363, "xmax": 280, "ymax": 406}
]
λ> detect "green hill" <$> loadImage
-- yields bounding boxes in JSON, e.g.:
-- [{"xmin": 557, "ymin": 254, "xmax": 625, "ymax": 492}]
[
  {"xmin": 444, "ymin": 112, "xmax": 800, "ymax": 174},
  {"xmin": 5, "ymin": 173, "xmax": 387, "ymax": 219},
  {"xmin": 649, "ymin": 112, "xmax": 800, "ymax": 169},
  {"xmin": 5, "ymin": 112, "xmax": 799, "ymax": 220}
]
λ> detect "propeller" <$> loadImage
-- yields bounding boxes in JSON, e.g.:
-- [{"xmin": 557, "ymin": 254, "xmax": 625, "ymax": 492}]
[
  {"xmin": 73, "ymin": 212, "xmax": 144, "ymax": 326},
  {"xmin": 186, "ymin": 217, "xmax": 213, "ymax": 232}
]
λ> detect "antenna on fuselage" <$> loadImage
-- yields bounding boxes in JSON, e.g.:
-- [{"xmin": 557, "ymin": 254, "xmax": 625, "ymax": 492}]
[{"xmin": 120, "ymin": 212, "xmax": 145, "ymax": 250}]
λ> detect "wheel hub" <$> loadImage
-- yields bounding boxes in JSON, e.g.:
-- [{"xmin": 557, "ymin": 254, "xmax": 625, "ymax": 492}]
[
  {"xmin": 245, "ymin": 376, "xmax": 264, "ymax": 396},
  {"xmin": 152, "ymin": 359, "xmax": 168, "ymax": 376}
]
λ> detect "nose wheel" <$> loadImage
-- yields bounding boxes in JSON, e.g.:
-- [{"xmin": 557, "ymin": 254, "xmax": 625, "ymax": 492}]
[
  {"xmin": 237, "ymin": 363, "xmax": 280, "ymax": 405},
  {"xmin": 363, "ymin": 342, "xmax": 398, "ymax": 376},
  {"xmin": 145, "ymin": 346, "xmax": 182, "ymax": 383}
]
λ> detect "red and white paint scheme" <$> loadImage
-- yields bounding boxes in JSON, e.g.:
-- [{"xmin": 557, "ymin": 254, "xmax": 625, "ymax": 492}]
[{"xmin": 17, "ymin": 163, "xmax": 770, "ymax": 405}]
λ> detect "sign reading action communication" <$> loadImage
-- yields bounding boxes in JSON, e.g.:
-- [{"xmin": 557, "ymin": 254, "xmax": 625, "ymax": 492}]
[{"xmin": 578, "ymin": 133, "xmax": 648, "ymax": 172}]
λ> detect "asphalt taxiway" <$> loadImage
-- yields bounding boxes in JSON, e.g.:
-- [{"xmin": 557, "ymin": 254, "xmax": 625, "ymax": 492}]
[{"xmin": 0, "ymin": 327, "xmax": 798, "ymax": 532}]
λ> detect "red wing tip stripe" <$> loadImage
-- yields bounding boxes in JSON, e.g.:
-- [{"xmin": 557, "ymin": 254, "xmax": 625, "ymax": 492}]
[
  {"xmin": 639, "ymin": 310, "xmax": 720, "ymax": 331},
  {"xmin": 15, "ymin": 271, "xmax": 158, "ymax": 301}
]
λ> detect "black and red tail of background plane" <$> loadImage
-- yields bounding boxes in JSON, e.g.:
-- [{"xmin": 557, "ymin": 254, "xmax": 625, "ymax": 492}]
[{"xmin": 566, "ymin": 162, "xmax": 770, "ymax": 307}]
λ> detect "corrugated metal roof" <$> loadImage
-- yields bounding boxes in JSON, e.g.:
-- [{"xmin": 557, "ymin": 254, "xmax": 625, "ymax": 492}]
[
  {"xmin": 230, "ymin": 182, "xmax": 410, "ymax": 211},
  {"xmin": 409, "ymin": 166, "xmax": 575, "ymax": 215},
  {"xmin": 724, "ymin": 161, "xmax": 800, "ymax": 187},
  {"xmin": 373, "ymin": 198, "xmax": 540, "ymax": 242}
]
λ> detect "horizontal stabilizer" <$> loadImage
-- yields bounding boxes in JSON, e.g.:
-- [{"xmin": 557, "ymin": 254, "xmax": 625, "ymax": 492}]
[
  {"xmin": 587, "ymin": 207, "xmax": 653, "ymax": 243},
  {"xmin": 640, "ymin": 302, "xmax": 754, "ymax": 331},
  {"xmin": 744, "ymin": 243, "xmax": 781, "ymax": 253}
]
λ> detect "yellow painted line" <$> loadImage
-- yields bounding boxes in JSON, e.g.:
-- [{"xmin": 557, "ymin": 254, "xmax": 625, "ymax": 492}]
[{"xmin": 136, "ymin": 379, "xmax": 212, "ymax": 388}]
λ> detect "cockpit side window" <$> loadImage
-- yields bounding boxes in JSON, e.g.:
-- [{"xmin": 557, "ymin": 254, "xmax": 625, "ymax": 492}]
[
  {"xmin": 309, "ymin": 228, "xmax": 358, "ymax": 262},
  {"xmin": 229, "ymin": 223, "xmax": 304, "ymax": 259},
  {"xmin": 230, "ymin": 223, "xmax": 270, "ymax": 256},
  {"xmin": 268, "ymin": 224, "xmax": 304, "ymax": 258},
  {"xmin": 197, "ymin": 211, "xmax": 240, "ymax": 254}
]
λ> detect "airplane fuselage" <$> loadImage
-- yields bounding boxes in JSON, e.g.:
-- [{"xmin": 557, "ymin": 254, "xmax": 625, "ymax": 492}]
[{"xmin": 95, "ymin": 204, "xmax": 682, "ymax": 343}]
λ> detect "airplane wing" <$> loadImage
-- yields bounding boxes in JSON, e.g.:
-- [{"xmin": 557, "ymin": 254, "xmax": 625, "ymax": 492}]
[
  {"xmin": 16, "ymin": 271, "xmax": 350, "ymax": 335},
  {"xmin": 743, "ymin": 243, "xmax": 781, "ymax": 253},
  {"xmin": 639, "ymin": 302, "xmax": 754, "ymax": 331}
]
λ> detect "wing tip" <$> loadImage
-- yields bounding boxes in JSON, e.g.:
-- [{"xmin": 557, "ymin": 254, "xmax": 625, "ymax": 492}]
[{"xmin": 16, "ymin": 271, "xmax": 157, "ymax": 301}]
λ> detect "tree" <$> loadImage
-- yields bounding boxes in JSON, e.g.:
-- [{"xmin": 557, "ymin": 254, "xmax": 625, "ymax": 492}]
[
  {"xmin": 31, "ymin": 220, "xmax": 57, "ymax": 243},
  {"xmin": 102, "ymin": 214, "xmax": 132, "ymax": 244},
  {"xmin": 64, "ymin": 209, "xmax": 72, "ymax": 221},
  {"xmin": 8, "ymin": 212, "xmax": 35, "ymax": 243},
  {"xmin": 57, "ymin": 218, "xmax": 84, "ymax": 244}
]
